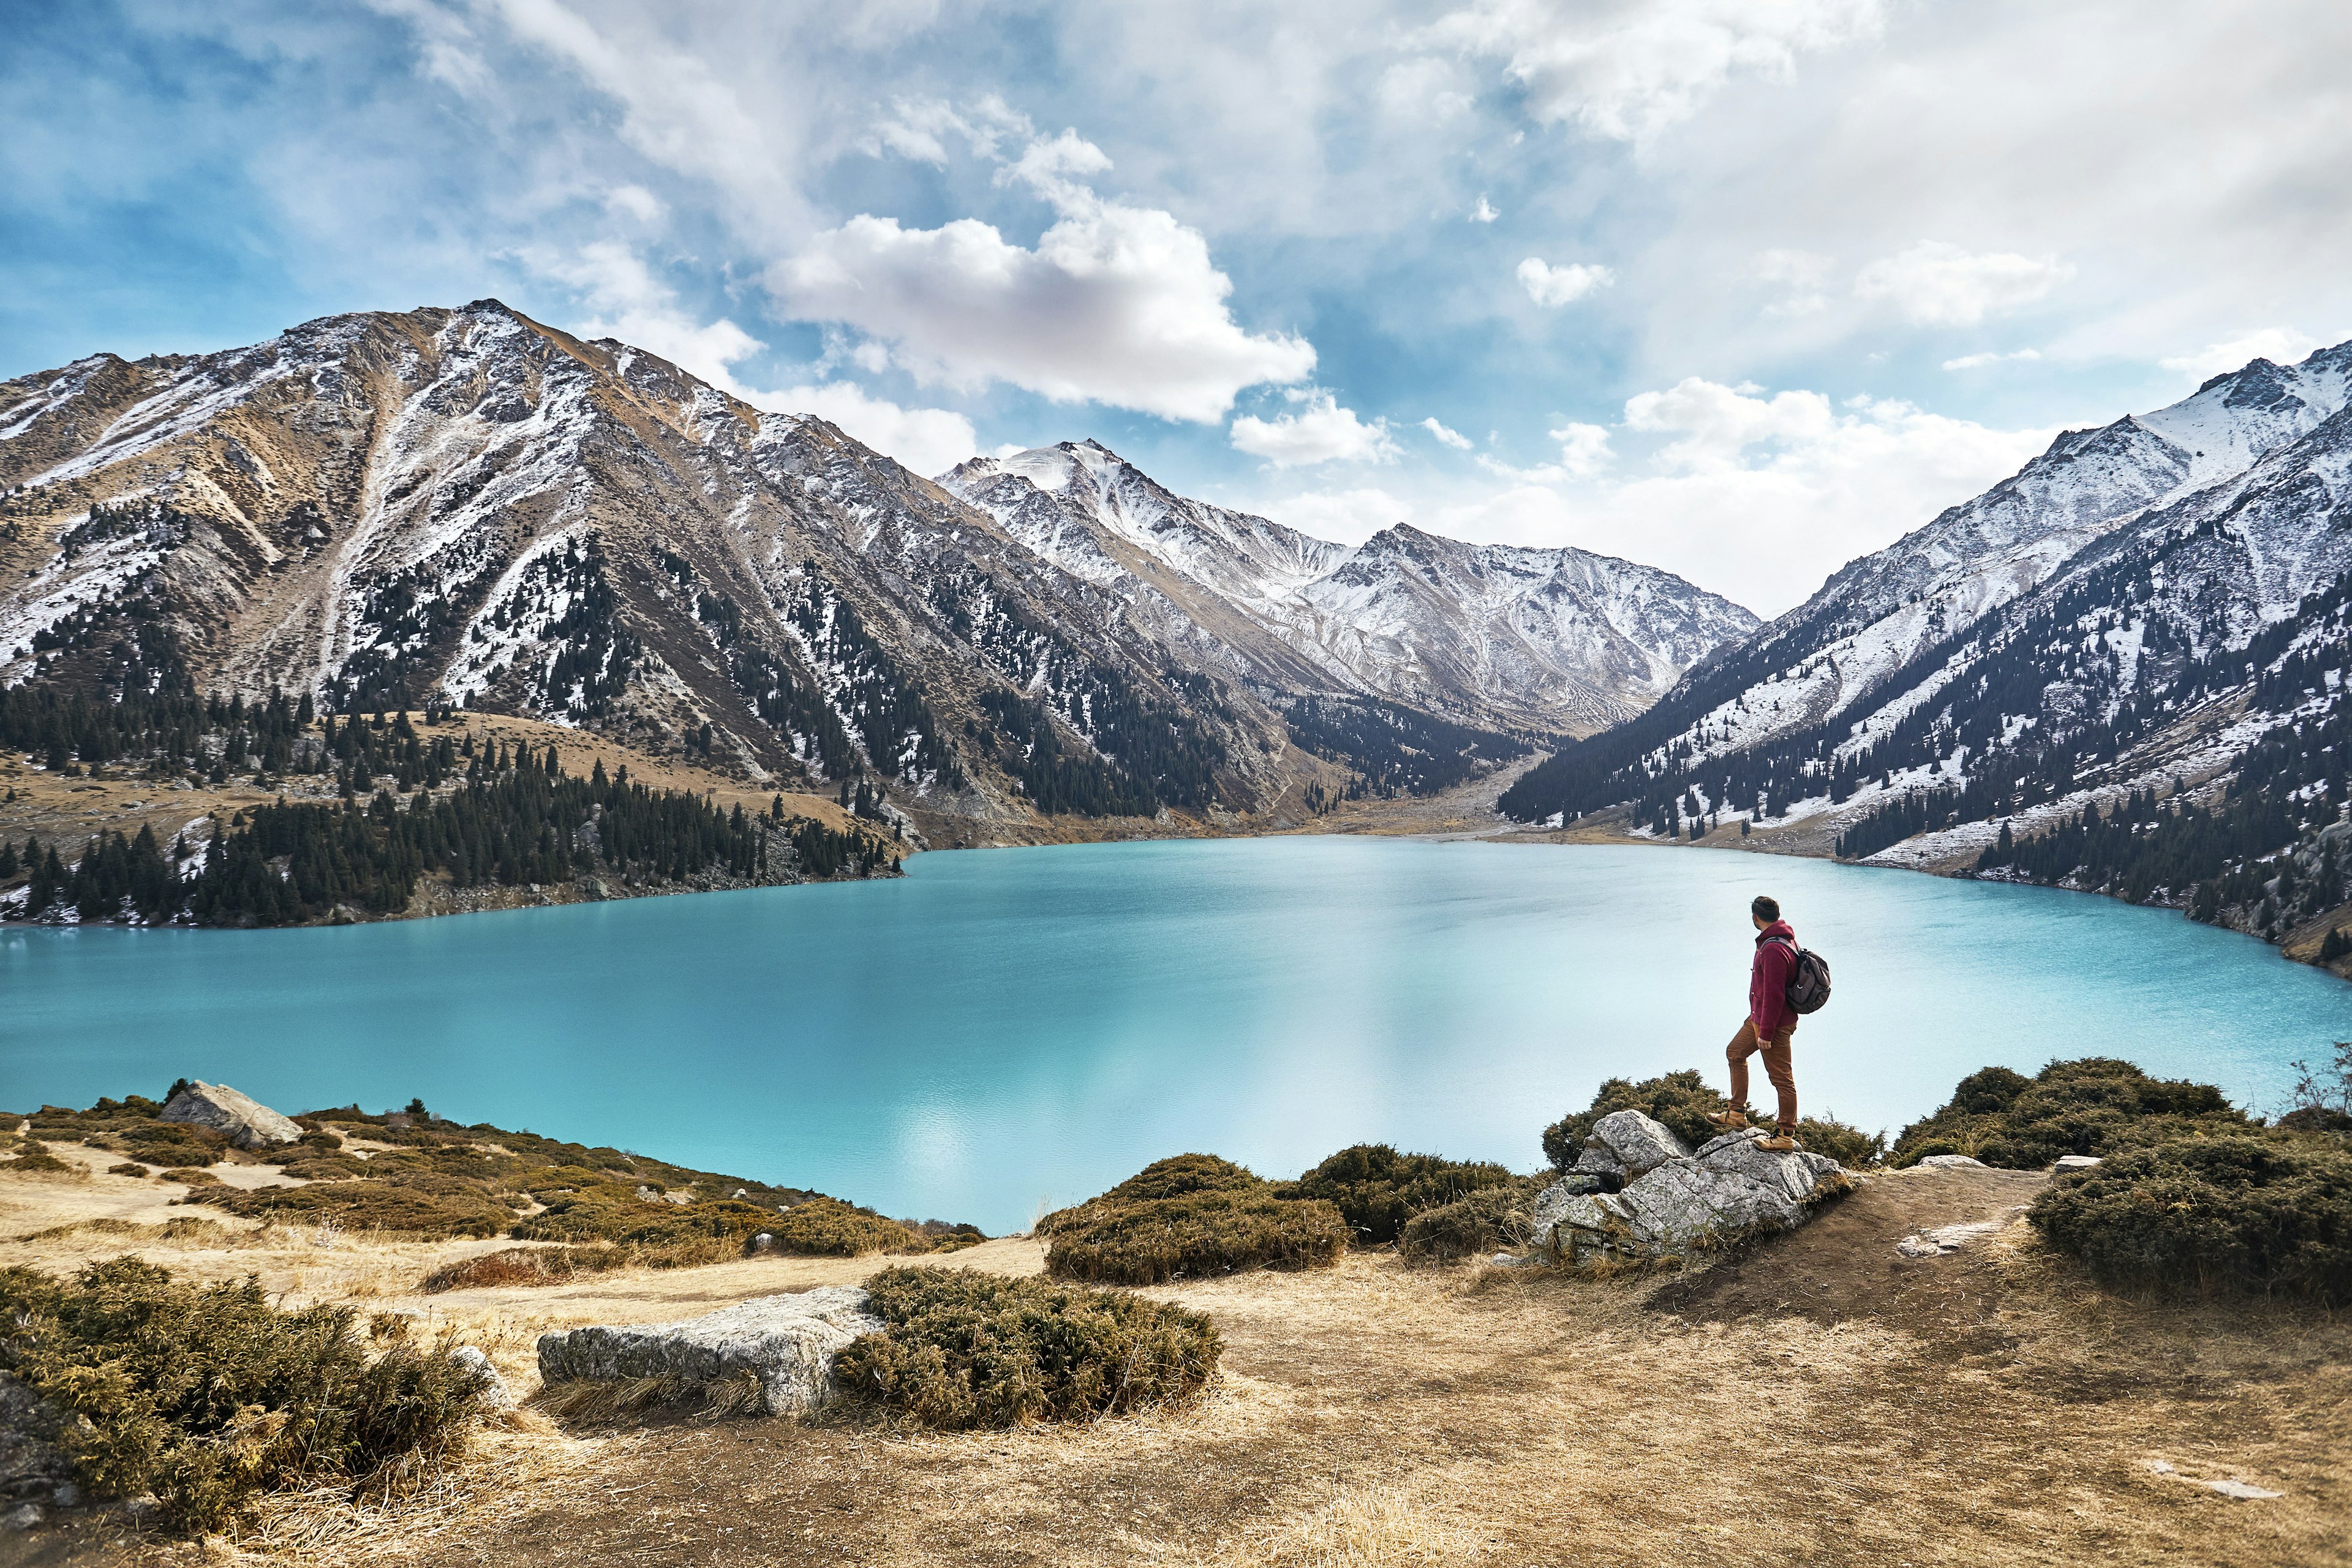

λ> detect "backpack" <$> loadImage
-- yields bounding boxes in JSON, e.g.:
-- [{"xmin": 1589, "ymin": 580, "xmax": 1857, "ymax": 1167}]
[{"xmin": 1767, "ymin": 935, "xmax": 1833, "ymax": 1014}]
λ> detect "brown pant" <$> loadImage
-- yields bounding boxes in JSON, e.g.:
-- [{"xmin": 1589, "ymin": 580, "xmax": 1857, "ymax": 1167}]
[{"xmin": 1727, "ymin": 1017, "xmax": 1798, "ymax": 1133}]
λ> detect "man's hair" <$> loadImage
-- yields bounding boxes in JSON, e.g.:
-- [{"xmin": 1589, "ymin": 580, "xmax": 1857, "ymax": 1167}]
[{"xmin": 1751, "ymin": 895, "xmax": 1781, "ymax": 922}]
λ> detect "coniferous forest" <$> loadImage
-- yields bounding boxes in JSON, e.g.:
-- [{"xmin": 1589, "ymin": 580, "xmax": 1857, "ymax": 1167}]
[{"xmin": 0, "ymin": 622, "xmax": 889, "ymax": 926}]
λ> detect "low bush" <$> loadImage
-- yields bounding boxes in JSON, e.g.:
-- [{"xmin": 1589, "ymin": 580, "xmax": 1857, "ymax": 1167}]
[
  {"xmin": 1275, "ymin": 1145, "xmax": 1521, "ymax": 1246},
  {"xmin": 159, "ymin": 1167, "xmax": 221, "ymax": 1186},
  {"xmin": 1792, "ymin": 1115, "xmax": 1887, "ymax": 1170},
  {"xmin": 1038, "ymin": 1154, "xmax": 1260, "ymax": 1235},
  {"xmin": 769, "ymin": 1197, "xmax": 930, "ymax": 1257},
  {"xmin": 2029, "ymin": 1136, "xmax": 2352, "ymax": 1304},
  {"xmin": 199, "ymin": 1178, "xmax": 511, "ymax": 1237},
  {"xmin": 1892, "ymin": 1058, "xmax": 2256, "ymax": 1169},
  {"xmin": 0, "ymin": 1257, "xmax": 489, "ymax": 1533},
  {"xmin": 2, "ymin": 1140, "xmax": 80, "ymax": 1177},
  {"xmin": 834, "ymin": 1267, "xmax": 1221, "ymax": 1428},
  {"xmin": 1046, "ymin": 1186, "xmax": 1348, "ymax": 1285},
  {"xmin": 1397, "ymin": 1182, "xmax": 1540, "ymax": 1265},
  {"xmin": 1542, "ymin": 1071, "xmax": 1886, "ymax": 1170},
  {"xmin": 418, "ymin": 1243, "xmax": 665, "ymax": 1292},
  {"xmin": 108, "ymin": 1162, "xmax": 151, "ymax": 1178},
  {"xmin": 1542, "ymin": 1071, "xmax": 1730, "ymax": 1168}
]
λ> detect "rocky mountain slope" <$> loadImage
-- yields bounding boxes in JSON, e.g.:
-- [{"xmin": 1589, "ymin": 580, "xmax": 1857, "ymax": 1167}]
[
  {"xmin": 0, "ymin": 304, "xmax": 1757, "ymax": 845},
  {"xmin": 944, "ymin": 440, "xmax": 1759, "ymax": 735},
  {"xmin": 1500, "ymin": 340, "xmax": 2352, "ymax": 947}
]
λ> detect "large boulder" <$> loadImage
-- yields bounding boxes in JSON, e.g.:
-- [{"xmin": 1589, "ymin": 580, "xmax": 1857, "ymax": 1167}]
[
  {"xmin": 537, "ymin": 1287, "xmax": 882, "ymax": 1415},
  {"xmin": 1532, "ymin": 1128, "xmax": 1850, "ymax": 1264},
  {"xmin": 1569, "ymin": 1110, "xmax": 1692, "ymax": 1186},
  {"xmin": 157, "ymin": 1081, "xmax": 302, "ymax": 1150}
]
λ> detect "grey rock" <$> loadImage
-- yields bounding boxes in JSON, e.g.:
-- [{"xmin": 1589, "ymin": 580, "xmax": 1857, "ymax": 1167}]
[
  {"xmin": 2201, "ymin": 1478, "xmax": 2282, "ymax": 1500},
  {"xmin": 450, "ymin": 1346, "xmax": 514, "ymax": 1410},
  {"xmin": 1912, "ymin": 1153, "xmax": 1987, "ymax": 1169},
  {"xmin": 537, "ymin": 1287, "xmax": 882, "ymax": 1415},
  {"xmin": 748, "ymin": 1232, "xmax": 775, "ymax": 1254},
  {"xmin": 1531, "ymin": 1128, "xmax": 1850, "ymax": 1264},
  {"xmin": 2053, "ymin": 1155, "xmax": 2104, "ymax": 1171},
  {"xmin": 158, "ymin": 1080, "xmax": 301, "ymax": 1150},
  {"xmin": 1570, "ymin": 1145, "xmax": 1623, "ymax": 1180},
  {"xmin": 1693, "ymin": 1131, "xmax": 1844, "ymax": 1204},
  {"xmin": 1586, "ymin": 1110, "xmax": 1691, "ymax": 1179},
  {"xmin": 5, "ymin": 1504, "xmax": 40, "ymax": 1531},
  {"xmin": 0, "ymin": 1373, "xmax": 72, "ymax": 1504},
  {"xmin": 50, "ymin": 1482, "xmax": 78, "ymax": 1509},
  {"xmin": 1615, "ymin": 1159, "xmax": 1809, "ymax": 1250}
]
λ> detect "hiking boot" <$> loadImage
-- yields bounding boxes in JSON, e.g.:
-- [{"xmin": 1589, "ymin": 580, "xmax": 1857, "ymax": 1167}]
[
  {"xmin": 1755, "ymin": 1131, "xmax": 1798, "ymax": 1152},
  {"xmin": 1706, "ymin": 1108, "xmax": 1751, "ymax": 1130}
]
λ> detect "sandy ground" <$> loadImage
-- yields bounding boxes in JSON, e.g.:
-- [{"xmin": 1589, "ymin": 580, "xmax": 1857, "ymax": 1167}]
[{"xmin": 6, "ymin": 1149, "xmax": 2346, "ymax": 1568}]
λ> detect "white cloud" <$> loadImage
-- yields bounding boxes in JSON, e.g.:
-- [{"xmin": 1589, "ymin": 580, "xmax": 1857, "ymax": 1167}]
[
  {"xmin": 1422, "ymin": 417, "xmax": 1475, "ymax": 450},
  {"xmin": 1550, "ymin": 421, "xmax": 1612, "ymax": 476},
  {"xmin": 521, "ymin": 240, "xmax": 769, "ymax": 382},
  {"xmin": 1232, "ymin": 390, "xmax": 1398, "ymax": 466},
  {"xmin": 1379, "ymin": 56, "xmax": 1474, "ymax": 123},
  {"xmin": 1477, "ymin": 421, "xmax": 1615, "ymax": 483},
  {"xmin": 602, "ymin": 184, "xmax": 665, "ymax": 224},
  {"xmin": 1471, "ymin": 195, "xmax": 1499, "ymax": 223},
  {"xmin": 516, "ymin": 241, "xmax": 974, "ymax": 476},
  {"xmin": 1518, "ymin": 257, "xmax": 1615, "ymax": 307},
  {"xmin": 1853, "ymin": 240, "xmax": 2072, "ymax": 326},
  {"xmin": 2159, "ymin": 328, "xmax": 2321, "ymax": 379},
  {"xmin": 1942, "ymin": 348, "xmax": 2042, "ymax": 371},
  {"xmin": 1623, "ymin": 377, "xmax": 1834, "ymax": 470},
  {"xmin": 769, "ymin": 380, "xmax": 978, "ymax": 477},
  {"xmin": 771, "ymin": 135, "xmax": 1315, "ymax": 421},
  {"xmin": 1430, "ymin": 0, "xmax": 1887, "ymax": 141},
  {"xmin": 1754, "ymin": 247, "xmax": 1834, "ymax": 316},
  {"xmin": 1264, "ymin": 486, "xmax": 1411, "ymax": 546}
]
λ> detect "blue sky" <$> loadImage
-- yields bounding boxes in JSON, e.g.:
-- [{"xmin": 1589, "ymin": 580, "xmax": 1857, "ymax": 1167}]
[{"xmin": 5, "ymin": 0, "xmax": 2348, "ymax": 614}]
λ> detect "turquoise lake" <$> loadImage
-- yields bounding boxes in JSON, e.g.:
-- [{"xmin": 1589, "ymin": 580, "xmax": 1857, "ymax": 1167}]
[{"xmin": 6, "ymin": 839, "xmax": 2347, "ymax": 1234}]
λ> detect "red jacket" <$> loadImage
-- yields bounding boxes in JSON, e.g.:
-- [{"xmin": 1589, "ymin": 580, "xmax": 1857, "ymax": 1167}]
[{"xmin": 1750, "ymin": 920, "xmax": 1798, "ymax": 1038}]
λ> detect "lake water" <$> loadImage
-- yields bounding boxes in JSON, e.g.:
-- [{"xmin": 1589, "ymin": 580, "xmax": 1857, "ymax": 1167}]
[{"xmin": 5, "ymin": 839, "xmax": 2346, "ymax": 1234}]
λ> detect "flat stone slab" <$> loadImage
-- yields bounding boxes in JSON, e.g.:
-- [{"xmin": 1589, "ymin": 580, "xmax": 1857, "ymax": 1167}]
[
  {"xmin": 159, "ymin": 1080, "xmax": 301, "ymax": 1149},
  {"xmin": 1910, "ymin": 1154, "xmax": 1987, "ymax": 1169},
  {"xmin": 537, "ymin": 1287, "xmax": 882, "ymax": 1415},
  {"xmin": 2053, "ymin": 1155, "xmax": 2103, "ymax": 1171}
]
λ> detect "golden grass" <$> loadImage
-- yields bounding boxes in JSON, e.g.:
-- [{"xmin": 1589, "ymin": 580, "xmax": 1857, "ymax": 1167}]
[{"xmin": 6, "ymin": 1163, "xmax": 2348, "ymax": 1566}]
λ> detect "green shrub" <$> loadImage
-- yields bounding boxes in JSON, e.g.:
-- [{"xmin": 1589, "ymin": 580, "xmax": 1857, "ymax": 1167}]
[
  {"xmin": 0, "ymin": 1257, "xmax": 489, "ymax": 1533},
  {"xmin": 198, "ymin": 1178, "xmax": 511, "ymax": 1237},
  {"xmin": 108, "ymin": 1162, "xmax": 151, "ymax": 1178},
  {"xmin": 1793, "ymin": 1115, "xmax": 1887, "ymax": 1169},
  {"xmin": 1396, "ymin": 1182, "xmax": 1541, "ymax": 1265},
  {"xmin": 769, "ymin": 1196, "xmax": 929, "ymax": 1256},
  {"xmin": 834, "ymin": 1267, "xmax": 1220, "ymax": 1428},
  {"xmin": 2, "ymin": 1140, "xmax": 80, "ymax": 1176},
  {"xmin": 418, "ymin": 1243, "xmax": 666, "ymax": 1292},
  {"xmin": 1892, "ymin": 1058, "xmax": 2256, "ymax": 1169},
  {"xmin": 159, "ymin": 1167, "xmax": 221, "ymax": 1186},
  {"xmin": 1541, "ymin": 1071, "xmax": 1727, "ymax": 1169},
  {"xmin": 1046, "ymin": 1188, "xmax": 1348, "ymax": 1284},
  {"xmin": 1275, "ymin": 1144, "xmax": 1521, "ymax": 1246},
  {"xmin": 2029, "ymin": 1136, "xmax": 2352, "ymax": 1304},
  {"xmin": 1039, "ymin": 1154, "xmax": 1260, "ymax": 1235}
]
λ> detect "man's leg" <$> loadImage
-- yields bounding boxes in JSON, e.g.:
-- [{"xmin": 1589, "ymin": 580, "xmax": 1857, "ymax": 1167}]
[
  {"xmin": 1724, "ymin": 1019, "xmax": 1760, "ymax": 1115},
  {"xmin": 1760, "ymin": 1020, "xmax": 1798, "ymax": 1133}
]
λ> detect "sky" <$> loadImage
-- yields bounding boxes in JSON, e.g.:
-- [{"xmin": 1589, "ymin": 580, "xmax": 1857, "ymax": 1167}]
[{"xmin": 4, "ymin": 1, "xmax": 2349, "ymax": 617}]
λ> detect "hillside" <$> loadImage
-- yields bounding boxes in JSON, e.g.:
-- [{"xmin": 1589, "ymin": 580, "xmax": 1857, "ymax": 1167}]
[{"xmin": 1498, "ymin": 340, "xmax": 2352, "ymax": 960}]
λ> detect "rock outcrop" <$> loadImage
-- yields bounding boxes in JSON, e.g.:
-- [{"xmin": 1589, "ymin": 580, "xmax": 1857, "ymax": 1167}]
[
  {"xmin": 1531, "ymin": 1111, "xmax": 1850, "ymax": 1264},
  {"xmin": 536, "ymin": 1287, "xmax": 882, "ymax": 1415},
  {"xmin": 0, "ymin": 1373, "xmax": 73, "ymax": 1507},
  {"xmin": 157, "ymin": 1081, "xmax": 301, "ymax": 1150}
]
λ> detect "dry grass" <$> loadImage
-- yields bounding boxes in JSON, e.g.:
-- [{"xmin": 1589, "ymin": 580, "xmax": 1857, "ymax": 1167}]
[{"xmin": 9, "ymin": 1161, "xmax": 2350, "ymax": 1567}]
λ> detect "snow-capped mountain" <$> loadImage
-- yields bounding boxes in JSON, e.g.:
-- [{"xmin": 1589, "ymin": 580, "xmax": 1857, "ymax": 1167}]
[
  {"xmin": 1500, "ymin": 339, "xmax": 2352, "ymax": 935},
  {"xmin": 0, "ymin": 304, "xmax": 1755, "ymax": 842},
  {"xmin": 944, "ymin": 440, "xmax": 1759, "ymax": 734}
]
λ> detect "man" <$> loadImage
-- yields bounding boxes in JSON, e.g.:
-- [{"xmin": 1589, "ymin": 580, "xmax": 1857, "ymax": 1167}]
[{"xmin": 1708, "ymin": 894, "xmax": 1800, "ymax": 1151}]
